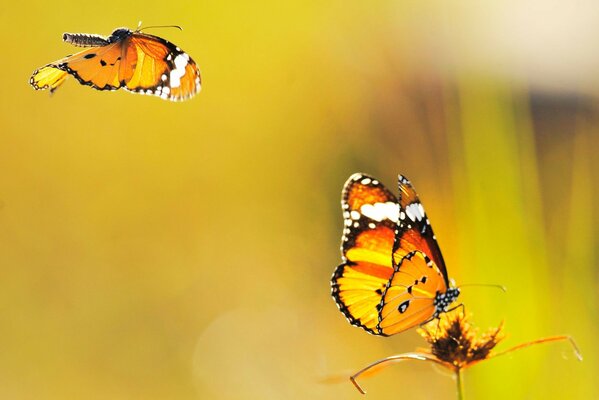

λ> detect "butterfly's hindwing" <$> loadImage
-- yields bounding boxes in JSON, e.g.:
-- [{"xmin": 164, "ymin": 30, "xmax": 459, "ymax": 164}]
[{"xmin": 377, "ymin": 250, "xmax": 446, "ymax": 336}]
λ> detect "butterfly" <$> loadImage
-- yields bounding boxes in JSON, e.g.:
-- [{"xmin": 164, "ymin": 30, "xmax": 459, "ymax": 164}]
[
  {"xmin": 29, "ymin": 25, "xmax": 201, "ymax": 101},
  {"xmin": 331, "ymin": 173, "xmax": 460, "ymax": 336}
]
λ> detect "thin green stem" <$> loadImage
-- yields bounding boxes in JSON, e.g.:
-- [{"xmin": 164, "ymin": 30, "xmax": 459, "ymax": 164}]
[{"xmin": 456, "ymin": 368, "xmax": 464, "ymax": 400}]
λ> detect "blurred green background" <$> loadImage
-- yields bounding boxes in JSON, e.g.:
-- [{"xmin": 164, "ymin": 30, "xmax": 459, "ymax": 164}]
[{"xmin": 1, "ymin": 0, "xmax": 597, "ymax": 399}]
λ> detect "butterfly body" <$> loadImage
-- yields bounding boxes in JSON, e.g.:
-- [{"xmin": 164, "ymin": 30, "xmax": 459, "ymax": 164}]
[
  {"xmin": 331, "ymin": 173, "xmax": 459, "ymax": 336},
  {"xmin": 30, "ymin": 26, "xmax": 201, "ymax": 101}
]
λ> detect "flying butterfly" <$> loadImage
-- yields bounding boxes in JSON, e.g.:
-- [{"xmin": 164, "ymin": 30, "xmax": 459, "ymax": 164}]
[
  {"xmin": 331, "ymin": 173, "xmax": 460, "ymax": 336},
  {"xmin": 30, "ymin": 24, "xmax": 201, "ymax": 101}
]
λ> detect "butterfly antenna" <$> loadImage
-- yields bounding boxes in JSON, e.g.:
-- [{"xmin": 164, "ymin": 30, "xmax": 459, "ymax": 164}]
[
  {"xmin": 137, "ymin": 24, "xmax": 183, "ymax": 32},
  {"xmin": 458, "ymin": 283, "xmax": 507, "ymax": 292}
]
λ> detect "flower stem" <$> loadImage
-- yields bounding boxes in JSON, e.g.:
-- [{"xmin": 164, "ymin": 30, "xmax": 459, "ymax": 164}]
[
  {"xmin": 492, "ymin": 335, "xmax": 582, "ymax": 361},
  {"xmin": 349, "ymin": 352, "xmax": 450, "ymax": 394},
  {"xmin": 456, "ymin": 368, "xmax": 464, "ymax": 400}
]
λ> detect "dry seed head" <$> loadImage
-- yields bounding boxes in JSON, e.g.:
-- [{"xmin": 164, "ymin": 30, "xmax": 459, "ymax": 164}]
[{"xmin": 417, "ymin": 310, "xmax": 504, "ymax": 369}]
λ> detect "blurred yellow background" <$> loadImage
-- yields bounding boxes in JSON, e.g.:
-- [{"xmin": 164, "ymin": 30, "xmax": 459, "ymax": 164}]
[{"xmin": 1, "ymin": 0, "xmax": 597, "ymax": 399}]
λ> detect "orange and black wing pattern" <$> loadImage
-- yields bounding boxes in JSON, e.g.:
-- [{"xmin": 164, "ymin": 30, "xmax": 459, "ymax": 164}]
[
  {"xmin": 332, "ymin": 173, "xmax": 459, "ymax": 336},
  {"xmin": 331, "ymin": 173, "xmax": 399, "ymax": 335},
  {"xmin": 30, "ymin": 42, "xmax": 124, "ymax": 93},
  {"xmin": 393, "ymin": 175, "xmax": 449, "ymax": 286},
  {"xmin": 30, "ymin": 27, "xmax": 201, "ymax": 101},
  {"xmin": 123, "ymin": 32, "xmax": 201, "ymax": 100},
  {"xmin": 378, "ymin": 250, "xmax": 447, "ymax": 335}
]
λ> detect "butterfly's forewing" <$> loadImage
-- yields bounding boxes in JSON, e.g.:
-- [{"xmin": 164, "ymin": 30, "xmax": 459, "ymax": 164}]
[
  {"xmin": 378, "ymin": 250, "xmax": 447, "ymax": 336},
  {"xmin": 332, "ymin": 173, "xmax": 399, "ymax": 335},
  {"xmin": 393, "ymin": 175, "xmax": 449, "ymax": 286},
  {"xmin": 125, "ymin": 33, "xmax": 201, "ymax": 100}
]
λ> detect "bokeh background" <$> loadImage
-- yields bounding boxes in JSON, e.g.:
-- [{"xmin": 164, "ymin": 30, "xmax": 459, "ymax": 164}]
[{"xmin": 1, "ymin": 1, "xmax": 597, "ymax": 399}]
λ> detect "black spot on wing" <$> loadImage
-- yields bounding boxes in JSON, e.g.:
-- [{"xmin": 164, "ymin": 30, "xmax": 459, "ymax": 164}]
[{"xmin": 398, "ymin": 300, "xmax": 410, "ymax": 313}]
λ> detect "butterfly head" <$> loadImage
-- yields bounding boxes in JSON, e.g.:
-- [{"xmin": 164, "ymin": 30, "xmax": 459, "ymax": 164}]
[
  {"xmin": 108, "ymin": 28, "xmax": 133, "ymax": 43},
  {"xmin": 432, "ymin": 287, "xmax": 460, "ymax": 317}
]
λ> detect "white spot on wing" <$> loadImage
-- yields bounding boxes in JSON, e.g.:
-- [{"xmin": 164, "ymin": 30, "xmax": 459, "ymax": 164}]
[
  {"xmin": 418, "ymin": 203, "xmax": 425, "ymax": 219},
  {"xmin": 169, "ymin": 53, "xmax": 190, "ymax": 88},
  {"xmin": 360, "ymin": 202, "xmax": 399, "ymax": 222},
  {"xmin": 405, "ymin": 202, "xmax": 425, "ymax": 222}
]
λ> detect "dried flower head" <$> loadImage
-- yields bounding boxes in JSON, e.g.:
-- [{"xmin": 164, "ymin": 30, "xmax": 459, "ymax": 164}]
[{"xmin": 417, "ymin": 309, "xmax": 504, "ymax": 369}]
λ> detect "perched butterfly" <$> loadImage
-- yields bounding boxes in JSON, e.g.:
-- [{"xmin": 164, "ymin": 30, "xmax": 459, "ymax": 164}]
[
  {"xmin": 331, "ymin": 173, "xmax": 460, "ymax": 336},
  {"xmin": 30, "ymin": 25, "xmax": 201, "ymax": 101}
]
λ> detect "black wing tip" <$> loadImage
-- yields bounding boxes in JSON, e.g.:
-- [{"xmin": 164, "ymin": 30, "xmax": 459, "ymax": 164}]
[
  {"xmin": 347, "ymin": 172, "xmax": 374, "ymax": 182},
  {"xmin": 345, "ymin": 172, "xmax": 379, "ymax": 185},
  {"xmin": 341, "ymin": 172, "xmax": 382, "ymax": 201},
  {"xmin": 397, "ymin": 174, "xmax": 412, "ymax": 186},
  {"xmin": 343, "ymin": 173, "xmax": 373, "ymax": 193}
]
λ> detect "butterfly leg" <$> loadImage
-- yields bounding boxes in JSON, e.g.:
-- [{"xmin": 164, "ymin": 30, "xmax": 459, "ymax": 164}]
[
  {"xmin": 447, "ymin": 303, "xmax": 465, "ymax": 316},
  {"xmin": 418, "ymin": 303, "xmax": 465, "ymax": 339},
  {"xmin": 417, "ymin": 315, "xmax": 443, "ymax": 339}
]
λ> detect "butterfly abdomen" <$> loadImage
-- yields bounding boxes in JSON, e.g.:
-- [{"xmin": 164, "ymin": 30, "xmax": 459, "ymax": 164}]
[{"xmin": 62, "ymin": 33, "xmax": 109, "ymax": 47}]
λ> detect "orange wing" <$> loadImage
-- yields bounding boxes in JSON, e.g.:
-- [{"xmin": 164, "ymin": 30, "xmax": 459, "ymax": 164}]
[
  {"xmin": 30, "ymin": 42, "xmax": 123, "ymax": 92},
  {"xmin": 378, "ymin": 250, "xmax": 447, "ymax": 336},
  {"xmin": 393, "ymin": 175, "xmax": 449, "ymax": 285},
  {"xmin": 30, "ymin": 27, "xmax": 201, "ymax": 101},
  {"xmin": 124, "ymin": 33, "xmax": 201, "ymax": 100},
  {"xmin": 332, "ymin": 173, "xmax": 399, "ymax": 335}
]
